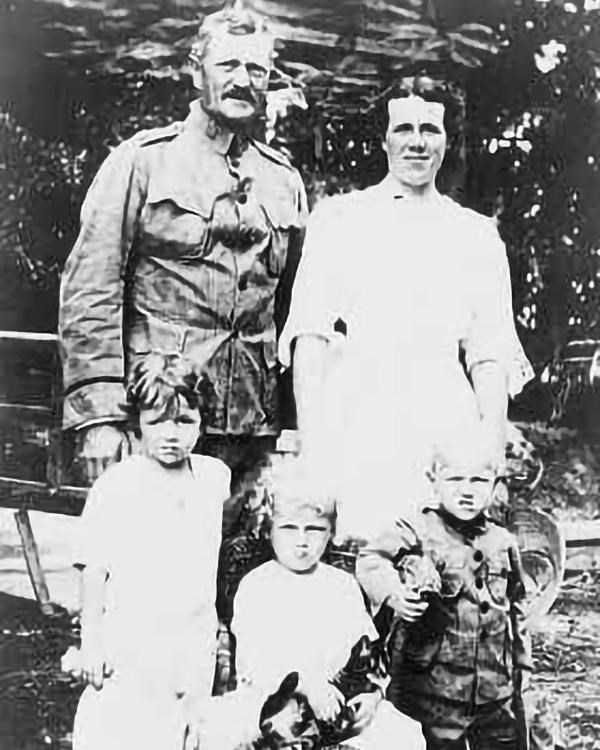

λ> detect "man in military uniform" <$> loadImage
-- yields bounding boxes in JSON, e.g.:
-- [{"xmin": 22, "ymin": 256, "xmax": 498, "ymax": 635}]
[{"xmin": 59, "ymin": 0, "xmax": 307, "ymax": 528}]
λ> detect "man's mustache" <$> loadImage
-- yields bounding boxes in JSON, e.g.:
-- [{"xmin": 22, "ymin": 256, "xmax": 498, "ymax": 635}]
[{"xmin": 224, "ymin": 87, "xmax": 257, "ymax": 104}]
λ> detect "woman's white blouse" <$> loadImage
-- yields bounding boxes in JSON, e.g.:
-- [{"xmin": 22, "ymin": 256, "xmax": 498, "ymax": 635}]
[{"xmin": 279, "ymin": 178, "xmax": 534, "ymax": 534}]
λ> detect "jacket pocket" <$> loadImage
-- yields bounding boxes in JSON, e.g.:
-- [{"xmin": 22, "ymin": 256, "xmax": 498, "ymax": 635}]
[
  {"xmin": 139, "ymin": 182, "xmax": 211, "ymax": 258},
  {"xmin": 260, "ymin": 195, "xmax": 302, "ymax": 277}
]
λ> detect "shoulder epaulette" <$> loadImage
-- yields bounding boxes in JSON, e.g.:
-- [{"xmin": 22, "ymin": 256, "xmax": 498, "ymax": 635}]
[
  {"xmin": 252, "ymin": 139, "xmax": 295, "ymax": 170},
  {"xmin": 128, "ymin": 121, "xmax": 184, "ymax": 148}
]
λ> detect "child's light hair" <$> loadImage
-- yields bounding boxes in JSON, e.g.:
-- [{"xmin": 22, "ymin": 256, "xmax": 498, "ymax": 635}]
[
  {"xmin": 270, "ymin": 459, "xmax": 336, "ymax": 523},
  {"xmin": 432, "ymin": 424, "xmax": 498, "ymax": 476}
]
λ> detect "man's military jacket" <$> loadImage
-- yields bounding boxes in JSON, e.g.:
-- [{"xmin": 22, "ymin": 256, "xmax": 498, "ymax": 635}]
[
  {"xmin": 356, "ymin": 510, "xmax": 532, "ymax": 711},
  {"xmin": 59, "ymin": 101, "xmax": 307, "ymax": 435}
]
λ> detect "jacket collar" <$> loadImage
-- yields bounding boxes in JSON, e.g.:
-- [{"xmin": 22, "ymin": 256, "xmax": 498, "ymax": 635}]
[{"xmin": 183, "ymin": 99, "xmax": 236, "ymax": 156}]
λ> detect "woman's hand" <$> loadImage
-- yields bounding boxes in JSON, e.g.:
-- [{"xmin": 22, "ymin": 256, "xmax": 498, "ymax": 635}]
[
  {"xmin": 181, "ymin": 695, "xmax": 208, "ymax": 750},
  {"xmin": 347, "ymin": 689, "xmax": 382, "ymax": 733}
]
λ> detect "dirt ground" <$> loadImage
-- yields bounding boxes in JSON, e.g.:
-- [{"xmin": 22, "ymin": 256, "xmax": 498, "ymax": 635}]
[{"xmin": 0, "ymin": 424, "xmax": 598, "ymax": 749}]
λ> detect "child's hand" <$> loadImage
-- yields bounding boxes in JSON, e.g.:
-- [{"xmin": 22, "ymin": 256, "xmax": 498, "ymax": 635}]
[
  {"xmin": 303, "ymin": 679, "xmax": 344, "ymax": 722},
  {"xmin": 387, "ymin": 586, "xmax": 429, "ymax": 622},
  {"xmin": 347, "ymin": 689, "xmax": 382, "ymax": 733}
]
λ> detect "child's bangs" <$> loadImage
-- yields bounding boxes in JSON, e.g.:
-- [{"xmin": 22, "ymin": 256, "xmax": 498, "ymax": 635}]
[{"xmin": 145, "ymin": 385, "xmax": 192, "ymax": 419}]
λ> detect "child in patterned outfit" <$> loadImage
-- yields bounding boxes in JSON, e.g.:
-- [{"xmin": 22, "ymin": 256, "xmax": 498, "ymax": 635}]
[
  {"xmin": 199, "ymin": 474, "xmax": 425, "ymax": 750},
  {"xmin": 71, "ymin": 354, "xmax": 231, "ymax": 750},
  {"xmin": 356, "ymin": 433, "xmax": 532, "ymax": 750}
]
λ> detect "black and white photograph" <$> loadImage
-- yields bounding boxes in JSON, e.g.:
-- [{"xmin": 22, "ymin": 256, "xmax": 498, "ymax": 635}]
[{"xmin": 0, "ymin": 0, "xmax": 599, "ymax": 748}]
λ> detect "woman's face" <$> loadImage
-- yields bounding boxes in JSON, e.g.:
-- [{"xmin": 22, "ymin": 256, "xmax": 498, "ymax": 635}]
[{"xmin": 384, "ymin": 95, "xmax": 447, "ymax": 191}]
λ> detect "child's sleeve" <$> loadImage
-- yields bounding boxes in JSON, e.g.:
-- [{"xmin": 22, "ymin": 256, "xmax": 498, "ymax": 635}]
[
  {"xmin": 73, "ymin": 472, "xmax": 119, "ymax": 574},
  {"xmin": 344, "ymin": 575, "xmax": 379, "ymax": 644},
  {"xmin": 355, "ymin": 523, "xmax": 415, "ymax": 614},
  {"xmin": 231, "ymin": 573, "xmax": 276, "ymax": 691},
  {"xmin": 508, "ymin": 541, "xmax": 533, "ymax": 673}
]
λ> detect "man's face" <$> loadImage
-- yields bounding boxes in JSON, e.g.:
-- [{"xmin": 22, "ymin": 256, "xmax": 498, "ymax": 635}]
[
  {"xmin": 435, "ymin": 461, "xmax": 495, "ymax": 521},
  {"xmin": 139, "ymin": 399, "xmax": 201, "ymax": 468},
  {"xmin": 270, "ymin": 507, "xmax": 332, "ymax": 574},
  {"xmin": 384, "ymin": 95, "xmax": 447, "ymax": 190},
  {"xmin": 194, "ymin": 33, "xmax": 272, "ymax": 125}
]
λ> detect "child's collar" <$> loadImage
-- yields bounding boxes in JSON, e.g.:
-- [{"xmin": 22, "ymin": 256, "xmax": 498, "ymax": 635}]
[{"xmin": 429, "ymin": 506, "xmax": 489, "ymax": 541}]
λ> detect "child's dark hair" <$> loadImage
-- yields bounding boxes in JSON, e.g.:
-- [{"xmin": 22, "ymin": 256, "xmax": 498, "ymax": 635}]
[{"xmin": 125, "ymin": 353, "xmax": 210, "ymax": 425}]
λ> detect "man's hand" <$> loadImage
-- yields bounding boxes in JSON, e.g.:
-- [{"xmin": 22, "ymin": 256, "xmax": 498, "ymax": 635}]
[
  {"xmin": 347, "ymin": 690, "xmax": 382, "ymax": 733},
  {"xmin": 73, "ymin": 638, "xmax": 110, "ymax": 691},
  {"xmin": 386, "ymin": 586, "xmax": 429, "ymax": 622},
  {"xmin": 80, "ymin": 424, "xmax": 126, "ymax": 483},
  {"xmin": 302, "ymin": 679, "xmax": 343, "ymax": 722}
]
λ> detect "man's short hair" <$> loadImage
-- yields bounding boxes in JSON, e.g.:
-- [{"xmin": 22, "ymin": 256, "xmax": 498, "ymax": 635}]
[{"xmin": 190, "ymin": 0, "xmax": 275, "ymax": 65}]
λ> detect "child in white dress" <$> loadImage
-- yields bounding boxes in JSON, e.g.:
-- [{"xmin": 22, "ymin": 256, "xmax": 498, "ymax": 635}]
[
  {"xmin": 199, "ymin": 475, "xmax": 425, "ymax": 750},
  {"xmin": 71, "ymin": 353, "xmax": 231, "ymax": 750}
]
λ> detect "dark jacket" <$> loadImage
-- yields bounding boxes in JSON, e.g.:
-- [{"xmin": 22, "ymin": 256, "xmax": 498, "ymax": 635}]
[{"xmin": 357, "ymin": 510, "xmax": 532, "ymax": 729}]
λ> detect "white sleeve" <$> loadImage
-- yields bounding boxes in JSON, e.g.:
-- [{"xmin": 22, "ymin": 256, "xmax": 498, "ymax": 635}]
[
  {"xmin": 327, "ymin": 576, "xmax": 379, "ymax": 676},
  {"xmin": 231, "ymin": 573, "xmax": 278, "ymax": 690},
  {"xmin": 73, "ymin": 472, "xmax": 120, "ymax": 573},
  {"xmin": 215, "ymin": 460, "xmax": 232, "ymax": 502},
  {"xmin": 461, "ymin": 219, "xmax": 534, "ymax": 398},
  {"xmin": 278, "ymin": 197, "xmax": 348, "ymax": 368}
]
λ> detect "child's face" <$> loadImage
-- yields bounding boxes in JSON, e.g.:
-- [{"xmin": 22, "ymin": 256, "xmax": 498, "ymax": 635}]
[
  {"xmin": 435, "ymin": 461, "xmax": 495, "ymax": 521},
  {"xmin": 138, "ymin": 399, "xmax": 201, "ymax": 467},
  {"xmin": 270, "ymin": 508, "xmax": 332, "ymax": 574}
]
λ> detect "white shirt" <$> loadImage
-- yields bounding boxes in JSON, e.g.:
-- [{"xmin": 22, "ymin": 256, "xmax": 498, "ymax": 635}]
[
  {"xmin": 75, "ymin": 454, "xmax": 230, "ymax": 693},
  {"xmin": 232, "ymin": 560, "xmax": 378, "ymax": 694}
]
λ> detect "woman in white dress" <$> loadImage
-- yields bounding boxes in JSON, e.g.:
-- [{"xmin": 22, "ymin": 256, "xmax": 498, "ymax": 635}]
[{"xmin": 279, "ymin": 90, "xmax": 533, "ymax": 551}]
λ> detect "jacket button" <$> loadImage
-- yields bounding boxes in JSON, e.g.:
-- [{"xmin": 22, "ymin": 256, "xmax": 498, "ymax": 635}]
[
  {"xmin": 475, "ymin": 577, "xmax": 484, "ymax": 589},
  {"xmin": 237, "ymin": 194, "xmax": 248, "ymax": 204},
  {"xmin": 480, "ymin": 601, "xmax": 490, "ymax": 614},
  {"xmin": 473, "ymin": 550, "xmax": 483, "ymax": 563},
  {"xmin": 230, "ymin": 158, "xmax": 240, "ymax": 168}
]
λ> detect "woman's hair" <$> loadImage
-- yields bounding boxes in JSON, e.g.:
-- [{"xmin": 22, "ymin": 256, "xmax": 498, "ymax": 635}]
[
  {"xmin": 125, "ymin": 353, "xmax": 208, "ymax": 423},
  {"xmin": 382, "ymin": 75, "xmax": 465, "ymax": 136}
]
